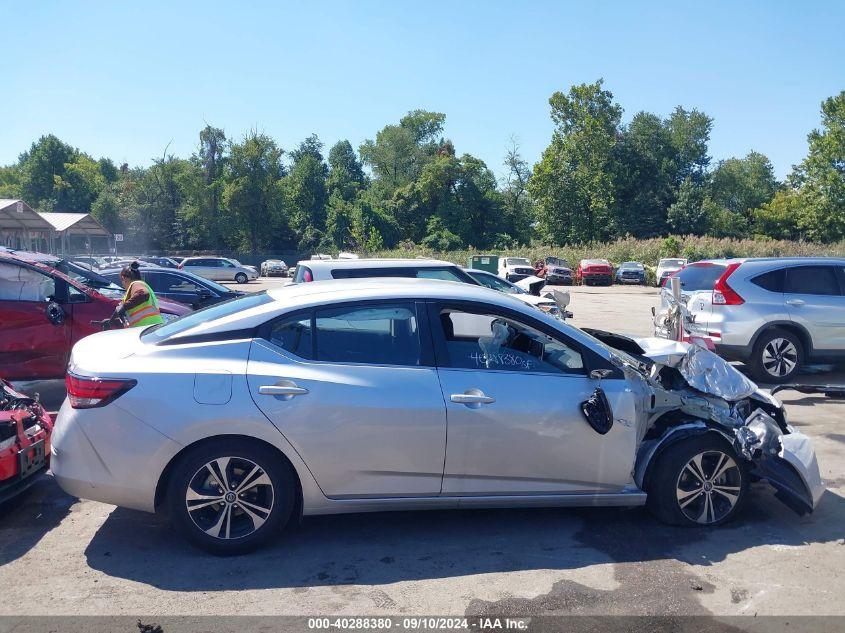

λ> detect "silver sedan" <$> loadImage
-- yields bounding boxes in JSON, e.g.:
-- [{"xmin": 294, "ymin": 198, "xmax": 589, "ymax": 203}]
[{"xmin": 52, "ymin": 279, "xmax": 823, "ymax": 554}]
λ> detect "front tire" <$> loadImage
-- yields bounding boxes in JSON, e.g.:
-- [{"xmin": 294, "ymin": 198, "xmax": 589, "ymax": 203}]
[
  {"xmin": 166, "ymin": 440, "xmax": 296, "ymax": 555},
  {"xmin": 646, "ymin": 434, "xmax": 747, "ymax": 527},
  {"xmin": 750, "ymin": 328, "xmax": 803, "ymax": 384},
  {"xmin": 235, "ymin": 272, "xmax": 248, "ymax": 284}
]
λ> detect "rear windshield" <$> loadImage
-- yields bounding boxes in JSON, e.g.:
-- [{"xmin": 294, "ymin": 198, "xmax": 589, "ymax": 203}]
[
  {"xmin": 140, "ymin": 292, "xmax": 273, "ymax": 343},
  {"xmin": 660, "ymin": 259, "xmax": 686, "ymax": 267},
  {"xmin": 675, "ymin": 263, "xmax": 726, "ymax": 291}
]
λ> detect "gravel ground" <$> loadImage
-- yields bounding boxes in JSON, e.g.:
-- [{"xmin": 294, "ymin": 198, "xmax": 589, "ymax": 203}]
[{"xmin": 2, "ymin": 283, "xmax": 844, "ymax": 618}]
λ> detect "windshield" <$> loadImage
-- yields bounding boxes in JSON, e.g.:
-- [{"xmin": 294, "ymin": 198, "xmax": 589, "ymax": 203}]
[
  {"xmin": 140, "ymin": 292, "xmax": 273, "ymax": 344},
  {"xmin": 467, "ymin": 271, "xmax": 525, "ymax": 294},
  {"xmin": 506, "ymin": 258, "xmax": 531, "ymax": 266},
  {"xmin": 674, "ymin": 263, "xmax": 726, "ymax": 291},
  {"xmin": 620, "ymin": 262, "xmax": 643, "ymax": 269},
  {"xmin": 660, "ymin": 259, "xmax": 686, "ymax": 267},
  {"xmin": 546, "ymin": 258, "xmax": 569, "ymax": 268}
]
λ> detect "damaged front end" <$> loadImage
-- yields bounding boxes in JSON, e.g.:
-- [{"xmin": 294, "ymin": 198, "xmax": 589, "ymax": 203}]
[
  {"xmin": 586, "ymin": 330, "xmax": 825, "ymax": 516},
  {"xmin": 0, "ymin": 379, "xmax": 53, "ymax": 504}
]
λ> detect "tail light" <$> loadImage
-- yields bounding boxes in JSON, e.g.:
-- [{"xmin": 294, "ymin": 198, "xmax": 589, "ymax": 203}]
[
  {"xmin": 712, "ymin": 263, "xmax": 744, "ymax": 305},
  {"xmin": 66, "ymin": 372, "xmax": 137, "ymax": 409}
]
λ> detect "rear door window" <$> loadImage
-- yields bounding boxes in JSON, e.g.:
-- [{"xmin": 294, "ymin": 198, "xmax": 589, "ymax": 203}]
[
  {"xmin": 314, "ymin": 303, "xmax": 421, "ymax": 366},
  {"xmin": 785, "ymin": 265, "xmax": 842, "ymax": 296}
]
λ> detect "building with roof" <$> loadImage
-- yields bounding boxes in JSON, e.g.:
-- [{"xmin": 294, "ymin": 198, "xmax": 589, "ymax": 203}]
[
  {"xmin": 0, "ymin": 199, "xmax": 112, "ymax": 255},
  {"xmin": 0, "ymin": 199, "xmax": 53, "ymax": 251}
]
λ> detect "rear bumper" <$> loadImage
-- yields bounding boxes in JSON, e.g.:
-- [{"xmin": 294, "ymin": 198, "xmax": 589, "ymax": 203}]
[
  {"xmin": 546, "ymin": 274, "xmax": 572, "ymax": 284},
  {"xmin": 51, "ymin": 399, "xmax": 181, "ymax": 513}
]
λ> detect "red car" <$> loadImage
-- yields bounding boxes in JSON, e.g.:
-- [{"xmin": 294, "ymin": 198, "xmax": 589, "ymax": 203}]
[
  {"xmin": 0, "ymin": 251, "xmax": 191, "ymax": 380},
  {"xmin": 0, "ymin": 379, "xmax": 53, "ymax": 503},
  {"xmin": 575, "ymin": 259, "xmax": 613, "ymax": 286}
]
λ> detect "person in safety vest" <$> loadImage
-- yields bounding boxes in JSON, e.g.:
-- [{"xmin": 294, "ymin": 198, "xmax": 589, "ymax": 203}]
[{"xmin": 109, "ymin": 261, "xmax": 165, "ymax": 328}]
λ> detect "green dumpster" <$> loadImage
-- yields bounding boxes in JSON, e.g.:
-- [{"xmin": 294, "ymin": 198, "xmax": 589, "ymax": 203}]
[{"xmin": 468, "ymin": 254, "xmax": 499, "ymax": 274}]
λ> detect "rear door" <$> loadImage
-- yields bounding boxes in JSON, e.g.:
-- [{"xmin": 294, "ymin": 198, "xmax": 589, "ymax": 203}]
[
  {"xmin": 0, "ymin": 261, "xmax": 71, "ymax": 379},
  {"xmin": 784, "ymin": 265, "xmax": 845, "ymax": 351},
  {"xmin": 247, "ymin": 300, "xmax": 448, "ymax": 498}
]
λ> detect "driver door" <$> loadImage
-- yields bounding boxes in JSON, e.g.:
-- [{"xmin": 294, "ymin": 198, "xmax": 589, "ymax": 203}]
[
  {"xmin": 429, "ymin": 301, "xmax": 639, "ymax": 496},
  {"xmin": 0, "ymin": 262, "xmax": 71, "ymax": 379}
]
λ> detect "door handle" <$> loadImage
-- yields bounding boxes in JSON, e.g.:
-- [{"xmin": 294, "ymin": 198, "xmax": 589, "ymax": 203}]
[
  {"xmin": 258, "ymin": 380, "xmax": 309, "ymax": 400},
  {"xmin": 450, "ymin": 389, "xmax": 495, "ymax": 408},
  {"xmin": 786, "ymin": 299, "xmax": 805, "ymax": 307}
]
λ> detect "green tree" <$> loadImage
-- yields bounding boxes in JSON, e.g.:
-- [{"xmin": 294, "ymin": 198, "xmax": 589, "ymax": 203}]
[
  {"xmin": 705, "ymin": 151, "xmax": 778, "ymax": 236},
  {"xmin": 753, "ymin": 189, "xmax": 802, "ymax": 240},
  {"xmin": 667, "ymin": 176, "xmax": 707, "ymax": 234},
  {"xmin": 667, "ymin": 106, "xmax": 713, "ymax": 184},
  {"xmin": 18, "ymin": 135, "xmax": 78, "ymax": 209},
  {"xmin": 612, "ymin": 112, "xmax": 676, "ymax": 237},
  {"xmin": 223, "ymin": 132, "xmax": 287, "ymax": 255},
  {"xmin": 360, "ymin": 110, "xmax": 445, "ymax": 198},
  {"xmin": 789, "ymin": 91, "xmax": 845, "ymax": 242},
  {"xmin": 281, "ymin": 134, "xmax": 329, "ymax": 249},
  {"xmin": 529, "ymin": 79, "xmax": 622, "ymax": 244},
  {"xmin": 501, "ymin": 139, "xmax": 534, "ymax": 245},
  {"xmin": 326, "ymin": 140, "xmax": 367, "ymax": 202}
]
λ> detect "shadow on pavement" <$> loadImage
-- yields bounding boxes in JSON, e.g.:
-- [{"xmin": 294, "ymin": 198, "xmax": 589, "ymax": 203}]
[
  {"xmin": 0, "ymin": 474, "xmax": 76, "ymax": 565},
  {"xmin": 83, "ymin": 485, "xmax": 845, "ymax": 597}
]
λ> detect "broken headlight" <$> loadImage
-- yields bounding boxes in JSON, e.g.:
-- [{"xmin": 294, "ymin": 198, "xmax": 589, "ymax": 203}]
[{"xmin": 736, "ymin": 409, "xmax": 783, "ymax": 459}]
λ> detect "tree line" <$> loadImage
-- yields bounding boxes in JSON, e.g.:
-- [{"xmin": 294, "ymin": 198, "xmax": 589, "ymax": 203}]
[{"xmin": 1, "ymin": 81, "xmax": 842, "ymax": 255}]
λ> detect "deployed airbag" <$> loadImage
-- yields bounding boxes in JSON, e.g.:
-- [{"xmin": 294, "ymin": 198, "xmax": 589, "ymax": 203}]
[
  {"xmin": 0, "ymin": 263, "xmax": 54, "ymax": 302},
  {"xmin": 678, "ymin": 345, "xmax": 757, "ymax": 402}
]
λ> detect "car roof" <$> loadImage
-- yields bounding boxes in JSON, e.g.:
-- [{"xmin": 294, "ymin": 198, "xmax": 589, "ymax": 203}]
[{"xmin": 298, "ymin": 258, "xmax": 457, "ymax": 270}]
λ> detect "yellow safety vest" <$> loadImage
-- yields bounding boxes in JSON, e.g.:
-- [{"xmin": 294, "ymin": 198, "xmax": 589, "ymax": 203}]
[{"xmin": 123, "ymin": 280, "xmax": 165, "ymax": 327}]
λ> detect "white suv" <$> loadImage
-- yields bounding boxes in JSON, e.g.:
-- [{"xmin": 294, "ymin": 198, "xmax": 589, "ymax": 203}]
[
  {"xmin": 292, "ymin": 259, "xmax": 568, "ymax": 318},
  {"xmin": 655, "ymin": 257, "xmax": 845, "ymax": 383}
]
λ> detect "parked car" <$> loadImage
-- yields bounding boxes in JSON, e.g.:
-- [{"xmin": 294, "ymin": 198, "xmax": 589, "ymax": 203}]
[
  {"xmin": 0, "ymin": 379, "xmax": 53, "ymax": 504},
  {"xmin": 260, "ymin": 259, "xmax": 289, "ymax": 277},
  {"xmin": 139, "ymin": 256, "xmax": 181, "ymax": 269},
  {"xmin": 71, "ymin": 256, "xmax": 106, "ymax": 270},
  {"xmin": 575, "ymin": 259, "xmax": 613, "ymax": 286},
  {"xmin": 656, "ymin": 258, "xmax": 688, "ymax": 287},
  {"xmin": 616, "ymin": 261, "xmax": 646, "ymax": 285},
  {"xmin": 101, "ymin": 266, "xmax": 243, "ymax": 310},
  {"xmin": 293, "ymin": 258, "xmax": 479, "ymax": 285},
  {"xmin": 179, "ymin": 257, "xmax": 258, "ymax": 284},
  {"xmin": 103, "ymin": 259, "xmax": 162, "ymax": 271},
  {"xmin": 53, "ymin": 278, "xmax": 823, "ymax": 554},
  {"xmin": 464, "ymin": 268, "xmax": 568, "ymax": 319},
  {"xmin": 0, "ymin": 251, "xmax": 191, "ymax": 380},
  {"xmin": 544, "ymin": 257, "xmax": 573, "ymax": 285},
  {"xmin": 498, "ymin": 257, "xmax": 535, "ymax": 282},
  {"xmin": 655, "ymin": 257, "xmax": 845, "ymax": 383}
]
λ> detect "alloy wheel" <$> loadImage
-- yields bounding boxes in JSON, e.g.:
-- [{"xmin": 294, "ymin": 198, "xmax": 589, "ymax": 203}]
[
  {"xmin": 762, "ymin": 338, "xmax": 799, "ymax": 378},
  {"xmin": 184, "ymin": 456, "xmax": 274, "ymax": 540},
  {"xmin": 675, "ymin": 450, "xmax": 742, "ymax": 525}
]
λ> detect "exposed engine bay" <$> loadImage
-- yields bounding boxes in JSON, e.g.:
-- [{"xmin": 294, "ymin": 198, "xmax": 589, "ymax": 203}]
[
  {"xmin": 583, "ymin": 329, "xmax": 825, "ymax": 516},
  {"xmin": 0, "ymin": 379, "xmax": 53, "ymax": 503}
]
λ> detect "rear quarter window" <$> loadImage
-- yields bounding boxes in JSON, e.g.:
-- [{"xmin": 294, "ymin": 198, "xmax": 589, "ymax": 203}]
[{"xmin": 751, "ymin": 269, "xmax": 786, "ymax": 293}]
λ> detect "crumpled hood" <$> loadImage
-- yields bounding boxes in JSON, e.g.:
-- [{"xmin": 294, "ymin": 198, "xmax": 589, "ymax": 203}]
[{"xmin": 634, "ymin": 336, "xmax": 757, "ymax": 401}]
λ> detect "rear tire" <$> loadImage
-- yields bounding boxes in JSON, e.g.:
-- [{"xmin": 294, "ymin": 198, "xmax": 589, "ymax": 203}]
[
  {"xmin": 750, "ymin": 328, "xmax": 803, "ymax": 384},
  {"xmin": 646, "ymin": 434, "xmax": 747, "ymax": 527},
  {"xmin": 166, "ymin": 439, "xmax": 296, "ymax": 555},
  {"xmin": 235, "ymin": 272, "xmax": 248, "ymax": 284}
]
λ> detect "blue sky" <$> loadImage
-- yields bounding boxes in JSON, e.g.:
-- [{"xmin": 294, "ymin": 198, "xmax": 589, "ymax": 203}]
[{"xmin": 2, "ymin": 1, "xmax": 843, "ymax": 179}]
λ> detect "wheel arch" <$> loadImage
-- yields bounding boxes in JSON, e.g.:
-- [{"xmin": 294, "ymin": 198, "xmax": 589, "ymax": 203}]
[
  {"xmin": 750, "ymin": 321, "xmax": 813, "ymax": 358},
  {"xmin": 635, "ymin": 419, "xmax": 739, "ymax": 492},
  {"xmin": 154, "ymin": 434, "xmax": 303, "ymax": 521}
]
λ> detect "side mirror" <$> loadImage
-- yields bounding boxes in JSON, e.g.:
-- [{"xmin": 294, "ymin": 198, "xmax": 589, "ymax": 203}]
[
  {"xmin": 46, "ymin": 301, "xmax": 65, "ymax": 326},
  {"xmin": 589, "ymin": 368, "xmax": 614, "ymax": 381},
  {"xmin": 198, "ymin": 288, "xmax": 213, "ymax": 299}
]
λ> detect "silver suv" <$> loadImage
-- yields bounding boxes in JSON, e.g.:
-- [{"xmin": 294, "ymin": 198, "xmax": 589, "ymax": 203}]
[{"xmin": 655, "ymin": 257, "xmax": 845, "ymax": 383}]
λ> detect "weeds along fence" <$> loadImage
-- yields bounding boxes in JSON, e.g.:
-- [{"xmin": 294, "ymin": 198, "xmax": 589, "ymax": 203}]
[{"xmin": 371, "ymin": 236, "xmax": 845, "ymax": 268}]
